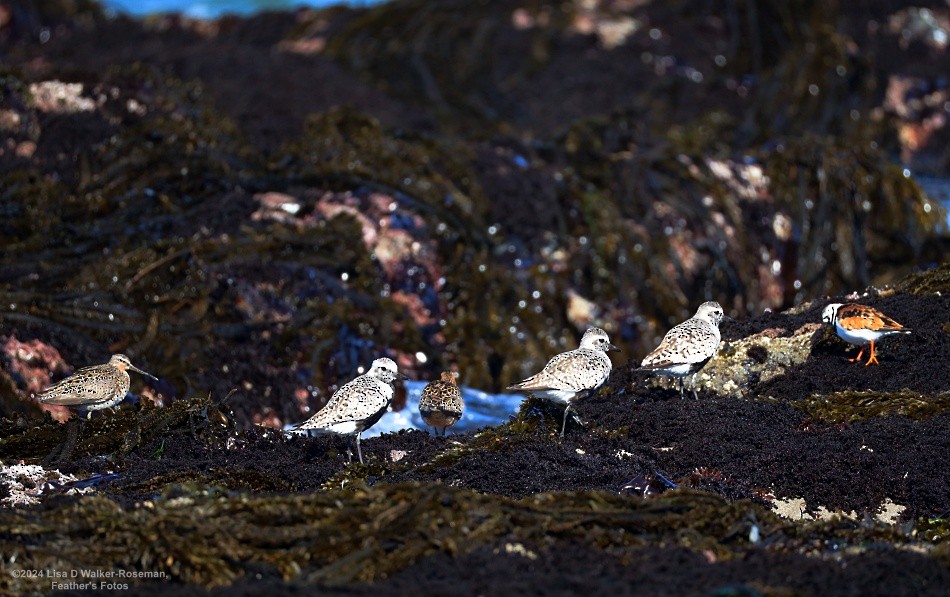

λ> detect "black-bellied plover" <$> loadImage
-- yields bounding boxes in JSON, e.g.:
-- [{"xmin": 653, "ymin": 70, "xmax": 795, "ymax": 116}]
[
  {"xmin": 37, "ymin": 354, "xmax": 157, "ymax": 416},
  {"xmin": 640, "ymin": 301, "xmax": 724, "ymax": 399},
  {"xmin": 507, "ymin": 327, "xmax": 619, "ymax": 437},
  {"xmin": 419, "ymin": 371, "xmax": 464, "ymax": 437},
  {"xmin": 294, "ymin": 357, "xmax": 407, "ymax": 464},
  {"xmin": 821, "ymin": 303, "xmax": 910, "ymax": 365}
]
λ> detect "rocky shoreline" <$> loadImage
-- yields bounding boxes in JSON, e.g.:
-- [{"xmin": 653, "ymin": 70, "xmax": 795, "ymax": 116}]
[{"xmin": 0, "ymin": 267, "xmax": 948, "ymax": 594}]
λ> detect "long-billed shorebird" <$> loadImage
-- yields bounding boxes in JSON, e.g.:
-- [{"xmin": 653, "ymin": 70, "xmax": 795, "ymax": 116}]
[
  {"xmin": 507, "ymin": 327, "xmax": 619, "ymax": 438},
  {"xmin": 821, "ymin": 303, "xmax": 910, "ymax": 365},
  {"xmin": 294, "ymin": 357, "xmax": 407, "ymax": 464},
  {"xmin": 37, "ymin": 354, "xmax": 157, "ymax": 416},
  {"xmin": 419, "ymin": 371, "xmax": 464, "ymax": 437},
  {"xmin": 640, "ymin": 301, "xmax": 725, "ymax": 399}
]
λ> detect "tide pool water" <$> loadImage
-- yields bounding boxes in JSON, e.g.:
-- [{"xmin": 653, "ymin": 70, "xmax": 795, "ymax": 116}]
[
  {"xmin": 914, "ymin": 175, "xmax": 950, "ymax": 231},
  {"xmin": 287, "ymin": 380, "xmax": 526, "ymax": 439},
  {"xmin": 102, "ymin": 0, "xmax": 381, "ymax": 18}
]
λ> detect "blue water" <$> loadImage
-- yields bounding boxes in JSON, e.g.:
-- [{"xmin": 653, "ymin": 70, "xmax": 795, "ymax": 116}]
[
  {"xmin": 102, "ymin": 0, "xmax": 380, "ymax": 18},
  {"xmin": 287, "ymin": 380, "xmax": 525, "ymax": 439},
  {"xmin": 914, "ymin": 175, "xmax": 950, "ymax": 231}
]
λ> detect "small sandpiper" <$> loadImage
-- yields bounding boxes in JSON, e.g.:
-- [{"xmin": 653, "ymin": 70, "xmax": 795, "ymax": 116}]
[
  {"xmin": 419, "ymin": 371, "xmax": 464, "ymax": 437},
  {"xmin": 37, "ymin": 354, "xmax": 157, "ymax": 416},
  {"xmin": 294, "ymin": 357, "xmax": 407, "ymax": 464},
  {"xmin": 507, "ymin": 327, "xmax": 619, "ymax": 437},
  {"xmin": 821, "ymin": 303, "xmax": 910, "ymax": 365},
  {"xmin": 640, "ymin": 301, "xmax": 724, "ymax": 399}
]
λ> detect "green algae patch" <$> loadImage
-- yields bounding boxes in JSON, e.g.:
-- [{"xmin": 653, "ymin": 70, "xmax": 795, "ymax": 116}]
[
  {"xmin": 794, "ymin": 390, "xmax": 950, "ymax": 424},
  {"xmin": 916, "ymin": 517, "xmax": 950, "ymax": 544},
  {"xmin": 1, "ymin": 481, "xmax": 931, "ymax": 593}
]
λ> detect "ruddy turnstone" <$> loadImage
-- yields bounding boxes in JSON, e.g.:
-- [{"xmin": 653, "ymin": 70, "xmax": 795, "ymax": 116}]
[
  {"xmin": 640, "ymin": 301, "xmax": 724, "ymax": 399},
  {"xmin": 294, "ymin": 357, "xmax": 407, "ymax": 464},
  {"xmin": 419, "ymin": 371, "xmax": 464, "ymax": 437},
  {"xmin": 37, "ymin": 354, "xmax": 157, "ymax": 416},
  {"xmin": 507, "ymin": 327, "xmax": 619, "ymax": 437},
  {"xmin": 821, "ymin": 303, "xmax": 910, "ymax": 365}
]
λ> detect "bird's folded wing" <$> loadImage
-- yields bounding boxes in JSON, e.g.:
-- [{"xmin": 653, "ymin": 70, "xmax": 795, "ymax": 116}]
[
  {"xmin": 39, "ymin": 391, "xmax": 105, "ymax": 406},
  {"xmin": 838, "ymin": 306, "xmax": 907, "ymax": 332},
  {"xmin": 299, "ymin": 378, "xmax": 387, "ymax": 428},
  {"xmin": 642, "ymin": 324, "xmax": 717, "ymax": 366}
]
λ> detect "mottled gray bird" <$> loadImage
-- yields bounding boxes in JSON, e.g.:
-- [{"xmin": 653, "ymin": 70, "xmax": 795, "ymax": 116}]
[
  {"xmin": 38, "ymin": 354, "xmax": 157, "ymax": 416},
  {"xmin": 640, "ymin": 301, "xmax": 725, "ymax": 399},
  {"xmin": 507, "ymin": 327, "xmax": 619, "ymax": 437},
  {"xmin": 419, "ymin": 371, "xmax": 464, "ymax": 437},
  {"xmin": 294, "ymin": 357, "xmax": 407, "ymax": 464}
]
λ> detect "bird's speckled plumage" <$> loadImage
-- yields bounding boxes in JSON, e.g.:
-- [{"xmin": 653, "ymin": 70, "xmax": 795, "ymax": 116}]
[
  {"xmin": 295, "ymin": 357, "xmax": 406, "ymax": 464},
  {"xmin": 507, "ymin": 327, "xmax": 619, "ymax": 436},
  {"xmin": 419, "ymin": 371, "xmax": 464, "ymax": 436},
  {"xmin": 38, "ymin": 354, "xmax": 157, "ymax": 412},
  {"xmin": 821, "ymin": 303, "xmax": 910, "ymax": 365},
  {"xmin": 641, "ymin": 301, "xmax": 724, "ymax": 398}
]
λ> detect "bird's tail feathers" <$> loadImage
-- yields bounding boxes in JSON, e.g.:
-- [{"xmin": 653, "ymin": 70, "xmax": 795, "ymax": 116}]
[{"xmin": 507, "ymin": 374, "xmax": 547, "ymax": 391}]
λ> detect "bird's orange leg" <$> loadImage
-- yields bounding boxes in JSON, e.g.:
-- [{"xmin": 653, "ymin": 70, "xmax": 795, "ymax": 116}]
[
  {"xmin": 865, "ymin": 341, "xmax": 879, "ymax": 366},
  {"xmin": 848, "ymin": 347, "xmax": 865, "ymax": 364}
]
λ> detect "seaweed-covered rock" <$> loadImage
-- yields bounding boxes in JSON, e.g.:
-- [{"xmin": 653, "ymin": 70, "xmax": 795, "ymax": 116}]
[{"xmin": 0, "ymin": 482, "xmax": 944, "ymax": 594}]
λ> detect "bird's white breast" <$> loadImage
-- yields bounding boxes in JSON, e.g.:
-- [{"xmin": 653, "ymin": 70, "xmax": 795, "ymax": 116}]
[
  {"xmin": 654, "ymin": 363, "xmax": 694, "ymax": 377},
  {"xmin": 325, "ymin": 421, "xmax": 359, "ymax": 434},
  {"xmin": 531, "ymin": 389, "xmax": 580, "ymax": 404},
  {"xmin": 835, "ymin": 323, "xmax": 881, "ymax": 345}
]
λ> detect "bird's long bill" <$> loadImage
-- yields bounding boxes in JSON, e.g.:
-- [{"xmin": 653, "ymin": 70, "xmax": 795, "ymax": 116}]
[
  {"xmin": 395, "ymin": 372, "xmax": 409, "ymax": 380},
  {"xmin": 608, "ymin": 344, "xmax": 622, "ymax": 352},
  {"xmin": 129, "ymin": 365, "xmax": 158, "ymax": 381}
]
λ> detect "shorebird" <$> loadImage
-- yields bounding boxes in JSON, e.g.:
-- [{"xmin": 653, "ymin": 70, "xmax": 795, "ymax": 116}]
[
  {"xmin": 294, "ymin": 357, "xmax": 407, "ymax": 464},
  {"xmin": 37, "ymin": 354, "xmax": 157, "ymax": 416},
  {"xmin": 640, "ymin": 301, "xmax": 725, "ymax": 399},
  {"xmin": 419, "ymin": 371, "xmax": 464, "ymax": 437},
  {"xmin": 821, "ymin": 303, "xmax": 910, "ymax": 365},
  {"xmin": 507, "ymin": 327, "xmax": 619, "ymax": 438}
]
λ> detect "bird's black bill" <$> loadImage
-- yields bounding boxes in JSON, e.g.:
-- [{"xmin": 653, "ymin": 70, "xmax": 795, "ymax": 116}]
[
  {"xmin": 608, "ymin": 344, "xmax": 621, "ymax": 352},
  {"xmin": 130, "ymin": 365, "xmax": 158, "ymax": 381}
]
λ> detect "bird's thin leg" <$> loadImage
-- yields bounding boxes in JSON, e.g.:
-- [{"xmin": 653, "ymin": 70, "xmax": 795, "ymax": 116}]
[
  {"xmin": 355, "ymin": 433, "xmax": 364, "ymax": 465},
  {"xmin": 560, "ymin": 405, "xmax": 571, "ymax": 438},
  {"xmin": 866, "ymin": 341, "xmax": 879, "ymax": 366},
  {"xmin": 678, "ymin": 378, "xmax": 685, "ymax": 399},
  {"xmin": 55, "ymin": 418, "xmax": 81, "ymax": 465},
  {"xmin": 690, "ymin": 375, "xmax": 699, "ymax": 400},
  {"xmin": 848, "ymin": 347, "xmax": 865, "ymax": 363},
  {"xmin": 43, "ymin": 427, "xmax": 66, "ymax": 466}
]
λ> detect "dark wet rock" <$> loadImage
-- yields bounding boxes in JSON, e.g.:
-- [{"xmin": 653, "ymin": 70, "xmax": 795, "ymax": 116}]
[{"xmin": 3, "ymin": 481, "xmax": 946, "ymax": 594}]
